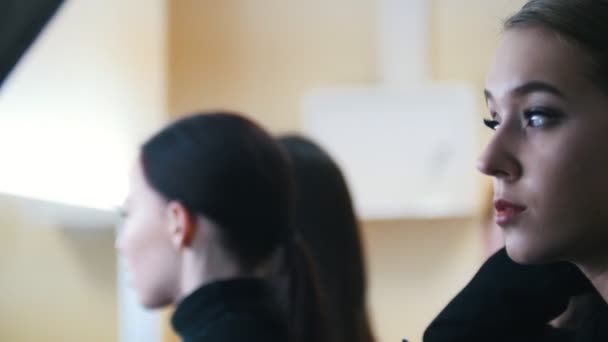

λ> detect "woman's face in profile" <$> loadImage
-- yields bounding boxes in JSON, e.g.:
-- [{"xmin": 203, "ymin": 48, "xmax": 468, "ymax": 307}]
[
  {"xmin": 478, "ymin": 26, "xmax": 608, "ymax": 264},
  {"xmin": 116, "ymin": 161, "xmax": 180, "ymax": 308}
]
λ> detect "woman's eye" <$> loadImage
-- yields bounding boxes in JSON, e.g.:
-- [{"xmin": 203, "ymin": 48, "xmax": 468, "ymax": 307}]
[
  {"xmin": 483, "ymin": 118, "xmax": 500, "ymax": 131},
  {"xmin": 524, "ymin": 108, "xmax": 562, "ymax": 128},
  {"xmin": 528, "ymin": 114, "xmax": 546, "ymax": 127}
]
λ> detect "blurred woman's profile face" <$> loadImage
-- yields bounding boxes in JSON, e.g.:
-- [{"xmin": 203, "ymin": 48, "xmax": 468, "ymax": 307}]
[
  {"xmin": 478, "ymin": 26, "xmax": 608, "ymax": 264},
  {"xmin": 115, "ymin": 161, "xmax": 180, "ymax": 308}
]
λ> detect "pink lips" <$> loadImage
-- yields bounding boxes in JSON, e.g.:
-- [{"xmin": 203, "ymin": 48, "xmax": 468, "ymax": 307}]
[{"xmin": 494, "ymin": 199, "xmax": 527, "ymax": 225}]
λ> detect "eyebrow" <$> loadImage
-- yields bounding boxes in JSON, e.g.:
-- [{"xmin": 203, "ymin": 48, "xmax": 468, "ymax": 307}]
[{"xmin": 484, "ymin": 81, "xmax": 566, "ymax": 101}]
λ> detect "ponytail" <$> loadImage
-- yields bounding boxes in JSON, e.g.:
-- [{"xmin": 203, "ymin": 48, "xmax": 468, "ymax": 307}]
[
  {"xmin": 277, "ymin": 135, "xmax": 375, "ymax": 342},
  {"xmin": 272, "ymin": 234, "xmax": 330, "ymax": 342}
]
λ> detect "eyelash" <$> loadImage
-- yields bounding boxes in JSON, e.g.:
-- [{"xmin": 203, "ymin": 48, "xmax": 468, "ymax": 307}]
[
  {"xmin": 483, "ymin": 118, "xmax": 499, "ymax": 130},
  {"xmin": 483, "ymin": 107, "xmax": 562, "ymax": 131}
]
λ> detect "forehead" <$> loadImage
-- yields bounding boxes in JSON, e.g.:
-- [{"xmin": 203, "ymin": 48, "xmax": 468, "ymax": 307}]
[{"xmin": 485, "ymin": 26, "xmax": 589, "ymax": 99}]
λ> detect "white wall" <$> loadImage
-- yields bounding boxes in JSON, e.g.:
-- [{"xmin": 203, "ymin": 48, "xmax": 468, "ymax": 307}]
[
  {"xmin": 0, "ymin": 0, "xmax": 167, "ymax": 211},
  {"xmin": 0, "ymin": 1, "xmax": 168, "ymax": 341}
]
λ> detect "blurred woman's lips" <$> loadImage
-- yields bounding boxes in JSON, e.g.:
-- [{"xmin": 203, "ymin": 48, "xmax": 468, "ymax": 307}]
[{"xmin": 494, "ymin": 199, "xmax": 527, "ymax": 226}]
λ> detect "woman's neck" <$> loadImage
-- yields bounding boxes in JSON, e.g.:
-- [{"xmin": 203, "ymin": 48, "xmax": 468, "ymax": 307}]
[
  {"xmin": 177, "ymin": 244, "xmax": 246, "ymax": 302},
  {"xmin": 576, "ymin": 254, "xmax": 608, "ymax": 303}
]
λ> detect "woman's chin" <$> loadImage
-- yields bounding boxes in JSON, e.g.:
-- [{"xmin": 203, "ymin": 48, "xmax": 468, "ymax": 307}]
[
  {"xmin": 138, "ymin": 290, "xmax": 173, "ymax": 309},
  {"xmin": 505, "ymin": 244, "xmax": 539, "ymax": 264},
  {"xmin": 504, "ymin": 236, "xmax": 561, "ymax": 265}
]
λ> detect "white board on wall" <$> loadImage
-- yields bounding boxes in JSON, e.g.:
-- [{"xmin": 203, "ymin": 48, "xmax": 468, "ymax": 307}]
[{"xmin": 302, "ymin": 83, "xmax": 478, "ymax": 219}]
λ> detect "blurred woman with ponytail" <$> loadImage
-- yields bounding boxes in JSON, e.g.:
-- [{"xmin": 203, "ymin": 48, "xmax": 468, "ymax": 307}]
[{"xmin": 116, "ymin": 111, "xmax": 328, "ymax": 342}]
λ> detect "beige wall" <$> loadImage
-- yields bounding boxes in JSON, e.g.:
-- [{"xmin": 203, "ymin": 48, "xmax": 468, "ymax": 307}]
[
  {"xmin": 0, "ymin": 197, "xmax": 117, "ymax": 342},
  {"xmin": 430, "ymin": 0, "xmax": 527, "ymax": 148},
  {"xmin": 168, "ymin": 0, "xmax": 377, "ymax": 130},
  {"xmin": 168, "ymin": 0, "xmax": 527, "ymax": 128},
  {"xmin": 363, "ymin": 218, "xmax": 479, "ymax": 342},
  {"xmin": 430, "ymin": 0, "xmax": 525, "ymax": 83}
]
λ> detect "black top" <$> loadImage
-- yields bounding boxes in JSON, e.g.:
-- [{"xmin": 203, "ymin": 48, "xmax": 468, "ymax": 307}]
[
  {"xmin": 171, "ymin": 278, "xmax": 289, "ymax": 342},
  {"xmin": 424, "ymin": 248, "xmax": 608, "ymax": 342}
]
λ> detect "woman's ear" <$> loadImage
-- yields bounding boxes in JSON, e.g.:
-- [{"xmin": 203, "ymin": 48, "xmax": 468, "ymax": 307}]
[{"xmin": 166, "ymin": 201, "xmax": 196, "ymax": 249}]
